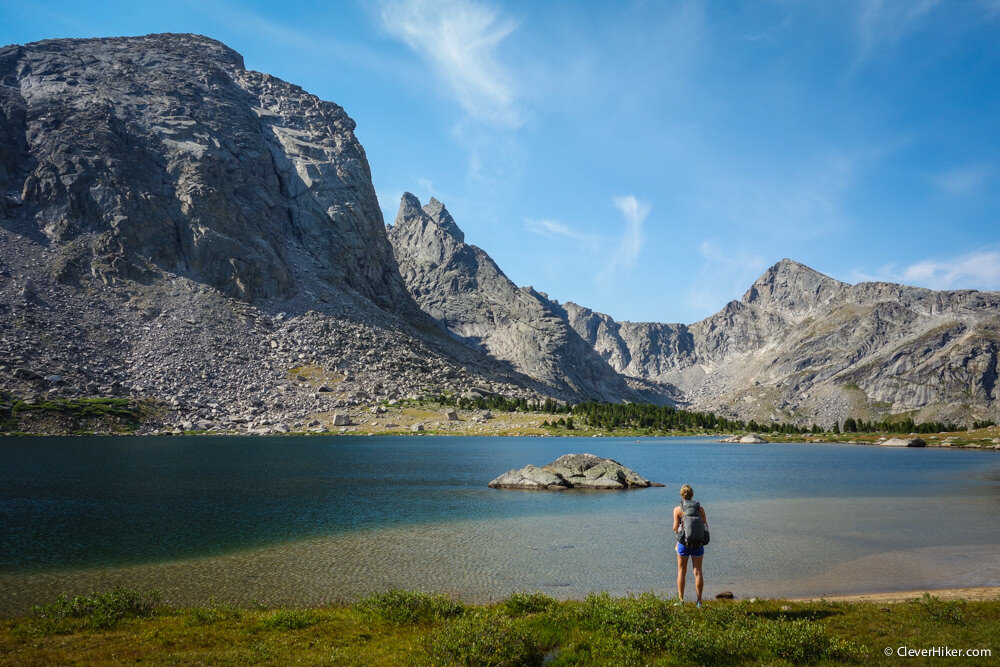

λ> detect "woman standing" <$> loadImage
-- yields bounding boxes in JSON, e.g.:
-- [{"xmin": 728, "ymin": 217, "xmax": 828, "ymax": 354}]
[{"xmin": 673, "ymin": 484, "xmax": 708, "ymax": 606}]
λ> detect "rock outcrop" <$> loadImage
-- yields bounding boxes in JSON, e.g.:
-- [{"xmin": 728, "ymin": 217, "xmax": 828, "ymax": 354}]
[
  {"xmin": 880, "ymin": 437, "xmax": 927, "ymax": 447},
  {"xmin": 488, "ymin": 453, "xmax": 663, "ymax": 490},
  {"xmin": 388, "ymin": 193, "xmax": 674, "ymax": 403}
]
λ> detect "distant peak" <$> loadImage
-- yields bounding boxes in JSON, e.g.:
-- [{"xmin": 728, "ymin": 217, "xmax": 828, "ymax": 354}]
[
  {"xmin": 742, "ymin": 258, "xmax": 846, "ymax": 310},
  {"xmin": 421, "ymin": 198, "xmax": 464, "ymax": 243},
  {"xmin": 399, "ymin": 191, "xmax": 422, "ymax": 210},
  {"xmin": 392, "ymin": 193, "xmax": 466, "ymax": 244}
]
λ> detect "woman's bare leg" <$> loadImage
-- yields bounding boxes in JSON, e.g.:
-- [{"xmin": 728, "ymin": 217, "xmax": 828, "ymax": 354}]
[
  {"xmin": 676, "ymin": 552, "xmax": 688, "ymax": 601},
  {"xmin": 692, "ymin": 555, "xmax": 704, "ymax": 603}
]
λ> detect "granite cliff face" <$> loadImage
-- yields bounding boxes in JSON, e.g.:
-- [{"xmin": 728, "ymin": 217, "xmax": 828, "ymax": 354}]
[
  {"xmin": 0, "ymin": 34, "xmax": 554, "ymax": 432},
  {"xmin": 564, "ymin": 259, "xmax": 1000, "ymax": 425},
  {"xmin": 0, "ymin": 34, "xmax": 414, "ymax": 309},
  {"xmin": 387, "ymin": 193, "xmax": 670, "ymax": 402}
]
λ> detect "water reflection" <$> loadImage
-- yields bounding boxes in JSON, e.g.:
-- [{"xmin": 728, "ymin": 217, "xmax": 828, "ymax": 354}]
[{"xmin": 1, "ymin": 435, "xmax": 998, "ymax": 613}]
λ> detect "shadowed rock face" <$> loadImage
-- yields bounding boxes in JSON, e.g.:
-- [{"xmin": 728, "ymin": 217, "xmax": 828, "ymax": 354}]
[
  {"xmin": 387, "ymin": 193, "xmax": 673, "ymax": 403},
  {"xmin": 0, "ymin": 34, "xmax": 411, "ymax": 310},
  {"xmin": 488, "ymin": 453, "xmax": 663, "ymax": 490}
]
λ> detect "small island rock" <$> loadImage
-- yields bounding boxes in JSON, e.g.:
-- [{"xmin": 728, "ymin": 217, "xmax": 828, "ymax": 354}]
[
  {"xmin": 880, "ymin": 437, "xmax": 926, "ymax": 447},
  {"xmin": 488, "ymin": 453, "xmax": 664, "ymax": 490},
  {"xmin": 739, "ymin": 434, "xmax": 768, "ymax": 444}
]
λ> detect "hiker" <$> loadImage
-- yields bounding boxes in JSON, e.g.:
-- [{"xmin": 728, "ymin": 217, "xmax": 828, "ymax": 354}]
[{"xmin": 673, "ymin": 484, "xmax": 709, "ymax": 606}]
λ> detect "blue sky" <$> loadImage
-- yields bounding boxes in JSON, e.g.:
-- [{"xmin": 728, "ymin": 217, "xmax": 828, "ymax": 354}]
[{"xmin": 3, "ymin": 0, "xmax": 1000, "ymax": 323}]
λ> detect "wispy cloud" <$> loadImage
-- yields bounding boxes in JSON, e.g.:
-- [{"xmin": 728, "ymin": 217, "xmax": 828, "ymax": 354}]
[
  {"xmin": 524, "ymin": 218, "xmax": 599, "ymax": 249},
  {"xmin": 854, "ymin": 0, "xmax": 942, "ymax": 67},
  {"xmin": 608, "ymin": 196, "xmax": 651, "ymax": 273},
  {"xmin": 689, "ymin": 151, "xmax": 861, "ymax": 240},
  {"xmin": 687, "ymin": 240, "xmax": 769, "ymax": 317},
  {"xmin": 928, "ymin": 165, "xmax": 991, "ymax": 195},
  {"xmin": 851, "ymin": 247, "xmax": 1000, "ymax": 291},
  {"xmin": 380, "ymin": 0, "xmax": 521, "ymax": 128}
]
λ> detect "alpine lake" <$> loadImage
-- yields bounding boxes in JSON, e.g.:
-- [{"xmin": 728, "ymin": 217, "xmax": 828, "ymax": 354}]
[{"xmin": 2, "ymin": 435, "xmax": 999, "ymax": 615}]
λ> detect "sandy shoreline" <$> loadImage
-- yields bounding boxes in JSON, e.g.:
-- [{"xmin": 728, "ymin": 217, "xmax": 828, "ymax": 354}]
[{"xmin": 789, "ymin": 585, "xmax": 1000, "ymax": 603}]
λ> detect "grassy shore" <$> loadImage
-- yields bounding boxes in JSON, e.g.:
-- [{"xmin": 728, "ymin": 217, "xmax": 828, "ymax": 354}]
[{"xmin": 3, "ymin": 588, "xmax": 998, "ymax": 665}]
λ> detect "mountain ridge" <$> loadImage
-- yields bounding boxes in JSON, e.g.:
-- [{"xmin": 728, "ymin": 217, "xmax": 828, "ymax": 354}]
[
  {"xmin": 388, "ymin": 194, "xmax": 999, "ymax": 425},
  {"xmin": 0, "ymin": 32, "xmax": 996, "ymax": 432},
  {"xmin": 387, "ymin": 192, "xmax": 674, "ymax": 403}
]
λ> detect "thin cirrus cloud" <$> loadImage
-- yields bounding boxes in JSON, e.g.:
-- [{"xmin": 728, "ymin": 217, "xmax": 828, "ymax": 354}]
[
  {"xmin": 608, "ymin": 195, "xmax": 651, "ymax": 273},
  {"xmin": 685, "ymin": 240, "xmax": 769, "ymax": 317},
  {"xmin": 928, "ymin": 165, "xmax": 992, "ymax": 195},
  {"xmin": 853, "ymin": 0, "xmax": 942, "ymax": 67},
  {"xmin": 852, "ymin": 248, "xmax": 1000, "ymax": 291},
  {"xmin": 379, "ymin": 0, "xmax": 521, "ymax": 128},
  {"xmin": 524, "ymin": 218, "xmax": 599, "ymax": 249}
]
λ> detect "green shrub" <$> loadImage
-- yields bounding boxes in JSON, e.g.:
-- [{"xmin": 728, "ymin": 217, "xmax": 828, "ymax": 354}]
[
  {"xmin": 661, "ymin": 622, "xmax": 749, "ymax": 665},
  {"xmin": 751, "ymin": 618, "xmax": 834, "ymax": 663},
  {"xmin": 578, "ymin": 592, "xmax": 676, "ymax": 637},
  {"xmin": 915, "ymin": 593, "xmax": 968, "ymax": 624},
  {"xmin": 186, "ymin": 602, "xmax": 243, "ymax": 626},
  {"xmin": 262, "ymin": 609, "xmax": 320, "ymax": 630},
  {"xmin": 358, "ymin": 590, "xmax": 465, "ymax": 625},
  {"xmin": 425, "ymin": 611, "xmax": 541, "ymax": 666},
  {"xmin": 29, "ymin": 588, "xmax": 160, "ymax": 630},
  {"xmin": 502, "ymin": 592, "xmax": 556, "ymax": 616}
]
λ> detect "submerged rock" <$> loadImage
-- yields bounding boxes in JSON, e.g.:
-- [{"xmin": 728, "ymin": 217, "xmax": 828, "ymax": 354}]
[
  {"xmin": 488, "ymin": 453, "xmax": 663, "ymax": 490},
  {"xmin": 880, "ymin": 437, "xmax": 926, "ymax": 447}
]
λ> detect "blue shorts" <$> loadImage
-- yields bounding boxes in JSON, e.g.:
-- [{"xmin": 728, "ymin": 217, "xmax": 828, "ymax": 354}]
[{"xmin": 676, "ymin": 542, "xmax": 705, "ymax": 558}]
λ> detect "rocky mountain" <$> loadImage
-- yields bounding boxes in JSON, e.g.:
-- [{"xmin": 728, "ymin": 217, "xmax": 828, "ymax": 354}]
[
  {"xmin": 0, "ymin": 34, "xmax": 557, "ymax": 433},
  {"xmin": 1, "ymin": 33, "xmax": 995, "ymax": 432},
  {"xmin": 387, "ymin": 193, "xmax": 673, "ymax": 403},
  {"xmin": 564, "ymin": 259, "xmax": 1000, "ymax": 425}
]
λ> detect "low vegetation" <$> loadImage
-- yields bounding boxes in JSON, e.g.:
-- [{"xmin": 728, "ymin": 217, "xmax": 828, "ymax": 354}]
[
  {"xmin": 425, "ymin": 392, "xmax": 994, "ymax": 439},
  {"xmin": 0, "ymin": 391, "xmax": 145, "ymax": 433},
  {"xmin": 3, "ymin": 588, "xmax": 998, "ymax": 665}
]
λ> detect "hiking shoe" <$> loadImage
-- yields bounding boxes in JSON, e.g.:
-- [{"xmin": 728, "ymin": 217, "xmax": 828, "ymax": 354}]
[{"xmin": 696, "ymin": 601, "xmax": 702, "ymax": 608}]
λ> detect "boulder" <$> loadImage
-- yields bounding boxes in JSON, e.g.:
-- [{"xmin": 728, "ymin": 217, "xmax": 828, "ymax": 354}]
[
  {"xmin": 489, "ymin": 453, "xmax": 663, "ymax": 490},
  {"xmin": 411, "ymin": 424, "xmax": 424, "ymax": 432},
  {"xmin": 487, "ymin": 464, "xmax": 570, "ymax": 490},
  {"xmin": 880, "ymin": 437, "xmax": 926, "ymax": 447},
  {"xmin": 739, "ymin": 434, "xmax": 768, "ymax": 444},
  {"xmin": 332, "ymin": 413, "xmax": 351, "ymax": 426},
  {"xmin": 445, "ymin": 410, "xmax": 459, "ymax": 420}
]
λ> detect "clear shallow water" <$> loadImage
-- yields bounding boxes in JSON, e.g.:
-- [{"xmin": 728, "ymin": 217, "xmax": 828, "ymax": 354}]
[{"xmin": 1, "ymin": 435, "xmax": 999, "ymax": 613}]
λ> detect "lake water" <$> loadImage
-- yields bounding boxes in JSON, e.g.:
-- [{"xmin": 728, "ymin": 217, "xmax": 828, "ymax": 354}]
[{"xmin": 2, "ymin": 435, "xmax": 999, "ymax": 614}]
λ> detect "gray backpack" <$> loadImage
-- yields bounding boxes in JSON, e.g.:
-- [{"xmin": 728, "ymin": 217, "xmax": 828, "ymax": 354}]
[{"xmin": 676, "ymin": 500, "xmax": 710, "ymax": 548}]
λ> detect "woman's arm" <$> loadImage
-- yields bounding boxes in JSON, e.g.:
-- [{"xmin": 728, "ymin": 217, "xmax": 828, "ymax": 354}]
[
  {"xmin": 700, "ymin": 506, "xmax": 708, "ymax": 528},
  {"xmin": 672, "ymin": 506, "xmax": 681, "ymax": 533}
]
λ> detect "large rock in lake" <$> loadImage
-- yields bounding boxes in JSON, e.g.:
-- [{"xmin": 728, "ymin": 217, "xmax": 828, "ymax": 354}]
[{"xmin": 488, "ymin": 453, "xmax": 664, "ymax": 490}]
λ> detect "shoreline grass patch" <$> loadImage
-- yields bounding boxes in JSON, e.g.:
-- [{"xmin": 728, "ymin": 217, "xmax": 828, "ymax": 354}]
[{"xmin": 5, "ymin": 589, "xmax": 1000, "ymax": 665}]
